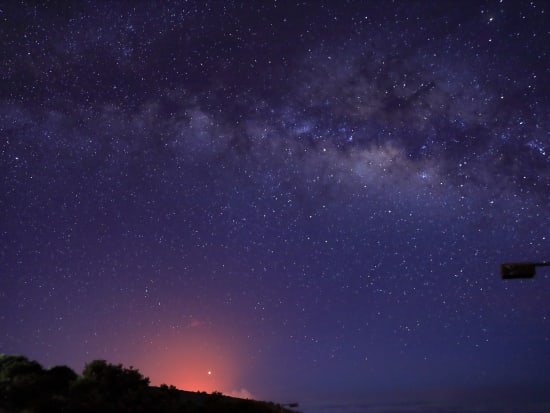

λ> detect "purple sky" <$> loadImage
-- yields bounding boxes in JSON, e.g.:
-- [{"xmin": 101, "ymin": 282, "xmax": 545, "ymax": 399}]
[{"xmin": 2, "ymin": 1, "xmax": 549, "ymax": 411}]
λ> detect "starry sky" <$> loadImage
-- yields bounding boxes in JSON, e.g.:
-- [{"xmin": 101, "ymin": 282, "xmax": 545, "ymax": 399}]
[{"xmin": 1, "ymin": 1, "xmax": 550, "ymax": 412}]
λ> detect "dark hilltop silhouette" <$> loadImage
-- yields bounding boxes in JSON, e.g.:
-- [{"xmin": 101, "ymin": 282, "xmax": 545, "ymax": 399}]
[{"xmin": 0, "ymin": 354, "xmax": 299, "ymax": 413}]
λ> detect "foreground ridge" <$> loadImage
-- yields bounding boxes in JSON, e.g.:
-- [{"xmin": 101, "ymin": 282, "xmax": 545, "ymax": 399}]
[{"xmin": 0, "ymin": 354, "xmax": 300, "ymax": 413}]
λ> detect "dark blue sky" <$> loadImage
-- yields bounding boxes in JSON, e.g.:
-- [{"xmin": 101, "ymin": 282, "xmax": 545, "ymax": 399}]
[{"xmin": 1, "ymin": 1, "xmax": 549, "ymax": 411}]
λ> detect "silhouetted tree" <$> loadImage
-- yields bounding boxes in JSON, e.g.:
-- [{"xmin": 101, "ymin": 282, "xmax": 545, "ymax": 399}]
[
  {"xmin": 73, "ymin": 360, "xmax": 151, "ymax": 413},
  {"xmin": 47, "ymin": 364, "xmax": 78, "ymax": 388},
  {"xmin": 0, "ymin": 354, "xmax": 47, "ymax": 409},
  {"xmin": 0, "ymin": 355, "xmax": 300, "ymax": 413}
]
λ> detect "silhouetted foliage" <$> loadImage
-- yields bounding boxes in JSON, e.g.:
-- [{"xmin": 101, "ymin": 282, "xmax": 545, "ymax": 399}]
[
  {"xmin": 71, "ymin": 360, "xmax": 151, "ymax": 413},
  {"xmin": 47, "ymin": 365, "xmax": 78, "ymax": 387},
  {"xmin": 0, "ymin": 354, "xmax": 47, "ymax": 410},
  {"xmin": 0, "ymin": 354, "xmax": 300, "ymax": 413}
]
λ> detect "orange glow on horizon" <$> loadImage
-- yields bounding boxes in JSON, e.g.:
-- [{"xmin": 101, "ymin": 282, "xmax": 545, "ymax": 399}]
[{"xmin": 132, "ymin": 326, "xmax": 243, "ymax": 395}]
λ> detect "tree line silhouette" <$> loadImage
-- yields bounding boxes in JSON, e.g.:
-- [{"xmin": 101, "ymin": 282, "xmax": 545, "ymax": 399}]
[{"xmin": 0, "ymin": 354, "xmax": 299, "ymax": 413}]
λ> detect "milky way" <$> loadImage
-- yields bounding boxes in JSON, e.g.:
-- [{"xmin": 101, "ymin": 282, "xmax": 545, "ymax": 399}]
[{"xmin": 1, "ymin": 1, "xmax": 549, "ymax": 411}]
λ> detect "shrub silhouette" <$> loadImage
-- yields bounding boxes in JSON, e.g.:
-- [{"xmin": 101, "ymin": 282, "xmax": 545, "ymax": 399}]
[
  {"xmin": 81, "ymin": 359, "xmax": 149, "ymax": 391},
  {"xmin": 0, "ymin": 354, "xmax": 48, "ymax": 410},
  {"xmin": 45, "ymin": 364, "xmax": 78, "ymax": 392},
  {"xmin": 0, "ymin": 354, "xmax": 300, "ymax": 413},
  {"xmin": 73, "ymin": 360, "xmax": 151, "ymax": 413}
]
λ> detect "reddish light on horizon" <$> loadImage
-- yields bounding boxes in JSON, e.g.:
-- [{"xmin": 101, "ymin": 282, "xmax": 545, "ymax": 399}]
[{"xmin": 133, "ymin": 328, "xmax": 241, "ymax": 394}]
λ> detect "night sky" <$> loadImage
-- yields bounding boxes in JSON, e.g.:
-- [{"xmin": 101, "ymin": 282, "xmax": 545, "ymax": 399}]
[{"xmin": 1, "ymin": 1, "xmax": 550, "ymax": 412}]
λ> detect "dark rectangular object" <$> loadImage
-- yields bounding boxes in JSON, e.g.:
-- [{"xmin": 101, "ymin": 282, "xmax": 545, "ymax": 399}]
[{"xmin": 501, "ymin": 263, "xmax": 536, "ymax": 279}]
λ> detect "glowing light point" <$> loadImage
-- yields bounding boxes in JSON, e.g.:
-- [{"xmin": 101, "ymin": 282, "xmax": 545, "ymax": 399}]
[{"xmin": 207, "ymin": 370, "xmax": 212, "ymax": 375}]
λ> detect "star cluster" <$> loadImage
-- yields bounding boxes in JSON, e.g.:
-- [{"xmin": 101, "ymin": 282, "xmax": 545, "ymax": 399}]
[{"xmin": 1, "ymin": 1, "xmax": 549, "ymax": 411}]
